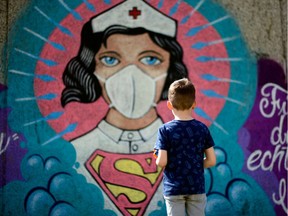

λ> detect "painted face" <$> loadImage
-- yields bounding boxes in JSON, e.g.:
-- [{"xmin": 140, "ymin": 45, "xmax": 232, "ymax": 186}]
[{"xmin": 94, "ymin": 33, "xmax": 170, "ymax": 107}]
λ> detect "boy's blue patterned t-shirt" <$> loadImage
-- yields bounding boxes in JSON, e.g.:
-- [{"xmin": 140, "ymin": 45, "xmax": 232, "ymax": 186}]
[{"xmin": 155, "ymin": 119, "xmax": 215, "ymax": 196}]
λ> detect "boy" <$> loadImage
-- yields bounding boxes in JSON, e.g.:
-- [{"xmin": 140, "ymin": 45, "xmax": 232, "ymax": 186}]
[{"xmin": 154, "ymin": 78, "xmax": 216, "ymax": 216}]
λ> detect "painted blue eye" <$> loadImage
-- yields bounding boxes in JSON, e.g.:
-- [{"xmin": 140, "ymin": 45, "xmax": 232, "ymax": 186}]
[
  {"xmin": 100, "ymin": 56, "xmax": 119, "ymax": 67},
  {"xmin": 140, "ymin": 56, "xmax": 161, "ymax": 66}
]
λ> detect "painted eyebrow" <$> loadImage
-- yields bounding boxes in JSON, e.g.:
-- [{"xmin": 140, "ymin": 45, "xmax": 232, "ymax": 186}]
[
  {"xmin": 98, "ymin": 51, "xmax": 121, "ymax": 58},
  {"xmin": 138, "ymin": 50, "xmax": 164, "ymax": 59}
]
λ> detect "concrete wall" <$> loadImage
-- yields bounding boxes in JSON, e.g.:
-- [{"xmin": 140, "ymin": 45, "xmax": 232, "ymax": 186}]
[{"xmin": 0, "ymin": 0, "xmax": 287, "ymax": 215}]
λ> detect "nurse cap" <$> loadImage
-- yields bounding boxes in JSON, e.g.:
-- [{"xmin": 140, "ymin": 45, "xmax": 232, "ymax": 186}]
[{"xmin": 91, "ymin": 0, "xmax": 177, "ymax": 37}]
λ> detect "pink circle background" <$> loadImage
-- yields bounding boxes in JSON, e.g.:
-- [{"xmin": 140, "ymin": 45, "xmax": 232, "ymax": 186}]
[{"xmin": 34, "ymin": 0, "xmax": 230, "ymax": 140}]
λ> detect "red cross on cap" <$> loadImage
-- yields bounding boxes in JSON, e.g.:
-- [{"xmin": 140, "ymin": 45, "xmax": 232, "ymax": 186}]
[{"xmin": 129, "ymin": 7, "xmax": 141, "ymax": 19}]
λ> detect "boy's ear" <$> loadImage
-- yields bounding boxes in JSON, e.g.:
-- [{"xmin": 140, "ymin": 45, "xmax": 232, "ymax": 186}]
[
  {"xmin": 167, "ymin": 101, "xmax": 173, "ymax": 110},
  {"xmin": 192, "ymin": 101, "xmax": 196, "ymax": 109}
]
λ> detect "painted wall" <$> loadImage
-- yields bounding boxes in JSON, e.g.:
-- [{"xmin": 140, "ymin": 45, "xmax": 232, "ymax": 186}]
[{"xmin": 0, "ymin": 0, "xmax": 287, "ymax": 216}]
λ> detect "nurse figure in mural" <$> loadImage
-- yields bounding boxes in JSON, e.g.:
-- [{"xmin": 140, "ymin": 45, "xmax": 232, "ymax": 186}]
[{"xmin": 61, "ymin": 0, "xmax": 188, "ymax": 215}]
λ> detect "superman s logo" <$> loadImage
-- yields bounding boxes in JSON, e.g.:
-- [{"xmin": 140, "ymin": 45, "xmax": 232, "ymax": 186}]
[{"xmin": 86, "ymin": 150, "xmax": 163, "ymax": 216}]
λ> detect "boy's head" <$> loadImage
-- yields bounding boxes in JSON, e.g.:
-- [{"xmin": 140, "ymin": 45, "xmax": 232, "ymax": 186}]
[{"xmin": 168, "ymin": 78, "xmax": 195, "ymax": 110}]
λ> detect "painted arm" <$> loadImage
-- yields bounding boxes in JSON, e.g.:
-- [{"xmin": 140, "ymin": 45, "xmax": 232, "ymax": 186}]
[
  {"xmin": 156, "ymin": 149, "xmax": 168, "ymax": 168},
  {"xmin": 204, "ymin": 147, "xmax": 216, "ymax": 168}
]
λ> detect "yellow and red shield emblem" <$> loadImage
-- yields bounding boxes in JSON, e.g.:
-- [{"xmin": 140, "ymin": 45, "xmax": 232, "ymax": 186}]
[{"xmin": 86, "ymin": 150, "xmax": 163, "ymax": 216}]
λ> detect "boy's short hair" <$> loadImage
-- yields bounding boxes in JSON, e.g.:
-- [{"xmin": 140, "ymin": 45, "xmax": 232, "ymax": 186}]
[{"xmin": 168, "ymin": 78, "xmax": 195, "ymax": 110}]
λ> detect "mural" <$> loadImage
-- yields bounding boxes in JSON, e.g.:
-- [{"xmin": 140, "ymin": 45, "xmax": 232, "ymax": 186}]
[
  {"xmin": 240, "ymin": 58, "xmax": 287, "ymax": 215},
  {"xmin": 0, "ymin": 0, "xmax": 286, "ymax": 215}
]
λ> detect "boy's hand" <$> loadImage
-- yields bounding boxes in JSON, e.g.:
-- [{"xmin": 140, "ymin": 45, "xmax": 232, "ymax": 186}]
[{"xmin": 153, "ymin": 149, "xmax": 159, "ymax": 159}]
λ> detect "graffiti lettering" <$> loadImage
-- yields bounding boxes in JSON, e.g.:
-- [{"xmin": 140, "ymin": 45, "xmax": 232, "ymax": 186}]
[
  {"xmin": 271, "ymin": 114, "xmax": 287, "ymax": 146},
  {"xmin": 0, "ymin": 132, "xmax": 10, "ymax": 155},
  {"xmin": 259, "ymin": 83, "xmax": 287, "ymax": 147},
  {"xmin": 247, "ymin": 145, "xmax": 288, "ymax": 172},
  {"xmin": 259, "ymin": 83, "xmax": 287, "ymax": 119},
  {"xmin": 0, "ymin": 132, "xmax": 14, "ymax": 155},
  {"xmin": 0, "ymin": 132, "xmax": 20, "ymax": 155},
  {"xmin": 272, "ymin": 178, "xmax": 287, "ymax": 213},
  {"xmin": 247, "ymin": 82, "xmax": 288, "ymax": 212}
]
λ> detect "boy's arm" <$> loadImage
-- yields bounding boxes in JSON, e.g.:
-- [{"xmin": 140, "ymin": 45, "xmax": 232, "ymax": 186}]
[
  {"xmin": 156, "ymin": 149, "xmax": 167, "ymax": 168},
  {"xmin": 204, "ymin": 147, "xmax": 216, "ymax": 168}
]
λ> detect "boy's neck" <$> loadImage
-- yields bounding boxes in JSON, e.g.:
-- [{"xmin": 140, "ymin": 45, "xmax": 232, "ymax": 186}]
[{"xmin": 172, "ymin": 108, "xmax": 194, "ymax": 121}]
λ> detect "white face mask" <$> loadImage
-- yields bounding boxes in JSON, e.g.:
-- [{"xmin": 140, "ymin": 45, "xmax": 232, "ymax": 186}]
[{"xmin": 96, "ymin": 65, "xmax": 167, "ymax": 119}]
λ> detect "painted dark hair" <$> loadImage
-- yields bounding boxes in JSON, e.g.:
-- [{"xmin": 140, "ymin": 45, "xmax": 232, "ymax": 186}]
[{"xmin": 61, "ymin": 19, "xmax": 188, "ymax": 107}]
